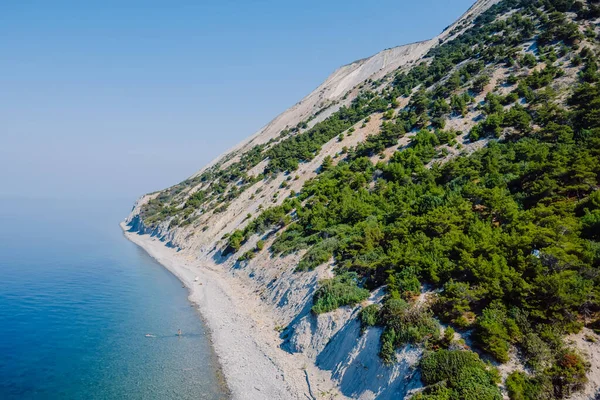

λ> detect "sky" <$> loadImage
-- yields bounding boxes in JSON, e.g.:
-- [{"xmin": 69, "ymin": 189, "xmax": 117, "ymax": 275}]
[{"xmin": 1, "ymin": 0, "xmax": 475, "ymax": 202}]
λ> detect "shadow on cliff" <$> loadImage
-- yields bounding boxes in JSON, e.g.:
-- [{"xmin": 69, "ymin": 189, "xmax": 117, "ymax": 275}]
[
  {"xmin": 126, "ymin": 216, "xmax": 180, "ymax": 250},
  {"xmin": 125, "ymin": 215, "xmax": 144, "ymax": 233},
  {"xmin": 279, "ymin": 298, "xmax": 316, "ymax": 350},
  {"xmin": 211, "ymin": 248, "xmax": 230, "ymax": 265},
  {"xmin": 316, "ymin": 319, "xmax": 422, "ymax": 399}
]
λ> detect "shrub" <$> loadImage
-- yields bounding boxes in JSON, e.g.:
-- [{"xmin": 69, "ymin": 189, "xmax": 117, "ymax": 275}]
[
  {"xmin": 549, "ymin": 350, "xmax": 589, "ymax": 398},
  {"xmin": 419, "ymin": 350, "xmax": 501, "ymax": 400},
  {"xmin": 506, "ymin": 371, "xmax": 552, "ymax": 400},
  {"xmin": 522, "ymin": 53, "xmax": 537, "ymax": 68},
  {"xmin": 387, "ymin": 267, "xmax": 421, "ymax": 300},
  {"xmin": 474, "ymin": 303, "xmax": 520, "ymax": 363},
  {"xmin": 520, "ymin": 332, "xmax": 552, "ymax": 372},
  {"xmin": 437, "ymin": 281, "xmax": 481, "ymax": 325},
  {"xmin": 472, "ymin": 75, "xmax": 491, "ymax": 93},
  {"xmin": 410, "ymin": 384, "xmax": 453, "ymax": 400},
  {"xmin": 297, "ymin": 237, "xmax": 338, "ymax": 271},
  {"xmin": 431, "ymin": 116, "xmax": 446, "ymax": 129},
  {"xmin": 379, "ymin": 298, "xmax": 439, "ymax": 347},
  {"xmin": 380, "ymin": 328, "xmax": 397, "ymax": 365},
  {"xmin": 359, "ymin": 304, "xmax": 380, "ymax": 330},
  {"xmin": 442, "ymin": 327, "xmax": 455, "ymax": 347},
  {"xmin": 470, "ymin": 124, "xmax": 483, "ymax": 141},
  {"xmin": 237, "ymin": 250, "xmax": 255, "ymax": 262},
  {"xmin": 506, "ymin": 74, "xmax": 519, "ymax": 85},
  {"xmin": 225, "ymin": 230, "xmax": 245, "ymax": 255},
  {"xmin": 421, "ymin": 350, "xmax": 483, "ymax": 385},
  {"xmin": 581, "ymin": 210, "xmax": 600, "ymax": 240},
  {"xmin": 502, "ymin": 92, "xmax": 519, "ymax": 105},
  {"xmin": 311, "ymin": 272, "xmax": 369, "ymax": 314}
]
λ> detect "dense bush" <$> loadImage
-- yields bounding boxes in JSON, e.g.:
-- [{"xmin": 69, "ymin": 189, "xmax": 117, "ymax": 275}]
[
  {"xmin": 359, "ymin": 304, "xmax": 380, "ymax": 330},
  {"xmin": 419, "ymin": 350, "xmax": 501, "ymax": 400},
  {"xmin": 297, "ymin": 237, "xmax": 338, "ymax": 271},
  {"xmin": 506, "ymin": 371, "xmax": 552, "ymax": 400},
  {"xmin": 387, "ymin": 267, "xmax": 421, "ymax": 300},
  {"xmin": 378, "ymin": 298, "xmax": 439, "ymax": 364},
  {"xmin": 549, "ymin": 350, "xmax": 589, "ymax": 398},
  {"xmin": 474, "ymin": 303, "xmax": 520, "ymax": 363},
  {"xmin": 311, "ymin": 272, "xmax": 369, "ymax": 314}
]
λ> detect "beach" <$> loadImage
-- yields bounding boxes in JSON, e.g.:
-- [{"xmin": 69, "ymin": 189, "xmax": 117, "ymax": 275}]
[{"xmin": 120, "ymin": 222, "xmax": 341, "ymax": 400}]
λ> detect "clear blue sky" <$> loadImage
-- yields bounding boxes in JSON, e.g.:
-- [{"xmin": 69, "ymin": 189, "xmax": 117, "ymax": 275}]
[{"xmin": 1, "ymin": 0, "xmax": 474, "ymax": 201}]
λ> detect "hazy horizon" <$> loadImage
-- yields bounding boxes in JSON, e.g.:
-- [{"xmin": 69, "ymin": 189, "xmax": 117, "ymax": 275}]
[{"xmin": 1, "ymin": 0, "xmax": 474, "ymax": 201}]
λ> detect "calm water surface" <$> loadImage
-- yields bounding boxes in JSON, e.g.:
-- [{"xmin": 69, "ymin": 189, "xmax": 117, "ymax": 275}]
[{"xmin": 0, "ymin": 198, "xmax": 228, "ymax": 399}]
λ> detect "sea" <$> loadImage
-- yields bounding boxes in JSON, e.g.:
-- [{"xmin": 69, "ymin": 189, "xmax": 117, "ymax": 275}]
[{"xmin": 0, "ymin": 197, "xmax": 229, "ymax": 399}]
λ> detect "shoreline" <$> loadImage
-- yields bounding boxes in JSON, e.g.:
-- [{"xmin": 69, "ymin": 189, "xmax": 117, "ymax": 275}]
[
  {"xmin": 122, "ymin": 223, "xmax": 231, "ymax": 399},
  {"xmin": 119, "ymin": 222, "xmax": 331, "ymax": 400}
]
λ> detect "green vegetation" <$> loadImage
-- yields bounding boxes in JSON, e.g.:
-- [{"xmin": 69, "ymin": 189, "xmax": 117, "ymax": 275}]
[
  {"xmin": 474, "ymin": 302, "xmax": 520, "ymax": 363},
  {"xmin": 506, "ymin": 349, "xmax": 589, "ymax": 399},
  {"xmin": 311, "ymin": 272, "xmax": 369, "ymax": 314},
  {"xmin": 378, "ymin": 298, "xmax": 439, "ymax": 364},
  {"xmin": 359, "ymin": 304, "xmax": 380, "ymax": 330},
  {"xmin": 416, "ymin": 350, "xmax": 501, "ymax": 400},
  {"xmin": 265, "ymin": 92, "xmax": 391, "ymax": 173}
]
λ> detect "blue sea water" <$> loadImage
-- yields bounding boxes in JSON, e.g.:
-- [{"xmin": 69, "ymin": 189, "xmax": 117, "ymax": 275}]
[{"xmin": 0, "ymin": 198, "xmax": 229, "ymax": 399}]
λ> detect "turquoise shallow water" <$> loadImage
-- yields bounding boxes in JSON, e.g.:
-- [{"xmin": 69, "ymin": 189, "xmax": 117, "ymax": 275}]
[{"xmin": 0, "ymin": 198, "xmax": 229, "ymax": 399}]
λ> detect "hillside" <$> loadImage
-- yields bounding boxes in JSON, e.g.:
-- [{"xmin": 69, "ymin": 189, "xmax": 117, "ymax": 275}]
[{"xmin": 124, "ymin": 0, "xmax": 600, "ymax": 399}]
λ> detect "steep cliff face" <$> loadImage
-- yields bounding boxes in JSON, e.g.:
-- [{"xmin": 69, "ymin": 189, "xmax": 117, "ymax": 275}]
[{"xmin": 125, "ymin": 0, "xmax": 600, "ymax": 398}]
